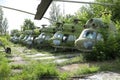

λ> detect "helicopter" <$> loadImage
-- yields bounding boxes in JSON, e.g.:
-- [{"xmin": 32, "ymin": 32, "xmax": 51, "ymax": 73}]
[
  {"xmin": 48, "ymin": 19, "xmax": 84, "ymax": 51},
  {"xmin": 75, "ymin": 13, "xmax": 116, "ymax": 52},
  {"xmin": 35, "ymin": 0, "xmax": 115, "ymax": 51},
  {"xmin": 34, "ymin": 24, "xmax": 57, "ymax": 49},
  {"xmin": 0, "ymin": 0, "xmax": 114, "ymax": 52}
]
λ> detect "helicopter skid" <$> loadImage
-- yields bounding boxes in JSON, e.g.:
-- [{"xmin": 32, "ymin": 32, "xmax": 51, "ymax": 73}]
[{"xmin": 52, "ymin": 46, "xmax": 76, "ymax": 49}]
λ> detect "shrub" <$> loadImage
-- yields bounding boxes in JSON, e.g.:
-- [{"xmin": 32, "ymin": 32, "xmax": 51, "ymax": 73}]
[
  {"xmin": 0, "ymin": 36, "xmax": 10, "ymax": 46},
  {"xmin": 84, "ymin": 34, "xmax": 120, "ymax": 61},
  {"xmin": 0, "ymin": 53, "xmax": 11, "ymax": 80},
  {"xmin": 74, "ymin": 66, "xmax": 99, "ymax": 75},
  {"xmin": 12, "ymin": 61, "xmax": 60, "ymax": 80}
]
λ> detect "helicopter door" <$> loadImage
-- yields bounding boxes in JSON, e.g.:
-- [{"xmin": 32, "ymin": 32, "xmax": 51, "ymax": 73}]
[{"xmin": 62, "ymin": 34, "xmax": 69, "ymax": 42}]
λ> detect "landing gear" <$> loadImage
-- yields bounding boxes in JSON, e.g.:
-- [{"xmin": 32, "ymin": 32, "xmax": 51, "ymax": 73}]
[{"xmin": 5, "ymin": 47, "xmax": 11, "ymax": 54}]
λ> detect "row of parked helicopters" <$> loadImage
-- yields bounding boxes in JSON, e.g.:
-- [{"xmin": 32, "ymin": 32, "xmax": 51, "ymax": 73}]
[
  {"xmin": 0, "ymin": 0, "xmax": 116, "ymax": 52},
  {"xmin": 10, "ymin": 14, "xmax": 116, "ymax": 52}
]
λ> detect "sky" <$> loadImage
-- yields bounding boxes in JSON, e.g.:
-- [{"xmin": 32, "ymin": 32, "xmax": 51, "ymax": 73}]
[{"xmin": 0, "ymin": 0, "xmax": 94, "ymax": 32}]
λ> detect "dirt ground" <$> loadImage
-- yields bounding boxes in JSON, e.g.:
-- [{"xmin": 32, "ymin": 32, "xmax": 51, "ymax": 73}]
[{"xmin": 7, "ymin": 45, "xmax": 120, "ymax": 80}]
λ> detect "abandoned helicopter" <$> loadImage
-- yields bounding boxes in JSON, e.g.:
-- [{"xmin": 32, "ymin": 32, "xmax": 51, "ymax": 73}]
[
  {"xmin": 34, "ymin": 24, "xmax": 57, "ymax": 48},
  {"xmin": 75, "ymin": 13, "xmax": 116, "ymax": 52},
  {"xmin": 0, "ymin": 0, "xmax": 114, "ymax": 52},
  {"xmin": 49, "ymin": 19, "xmax": 84, "ymax": 51}
]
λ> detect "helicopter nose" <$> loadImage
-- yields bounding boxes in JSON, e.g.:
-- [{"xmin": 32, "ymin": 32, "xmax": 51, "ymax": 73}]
[
  {"xmin": 53, "ymin": 40, "xmax": 61, "ymax": 46},
  {"xmin": 75, "ymin": 38, "xmax": 94, "ymax": 51}
]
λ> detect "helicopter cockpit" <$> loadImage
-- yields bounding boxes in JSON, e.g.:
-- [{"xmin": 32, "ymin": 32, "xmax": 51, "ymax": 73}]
[
  {"xmin": 75, "ymin": 18, "xmax": 105, "ymax": 52},
  {"xmin": 50, "ymin": 31, "xmax": 77, "ymax": 48}
]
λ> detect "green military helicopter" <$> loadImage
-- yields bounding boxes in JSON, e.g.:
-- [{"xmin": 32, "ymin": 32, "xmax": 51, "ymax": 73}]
[
  {"xmin": 49, "ymin": 19, "xmax": 83, "ymax": 51},
  {"xmin": 0, "ymin": 0, "xmax": 114, "ymax": 52},
  {"xmin": 34, "ymin": 24, "xmax": 57, "ymax": 48},
  {"xmin": 75, "ymin": 13, "xmax": 116, "ymax": 52}
]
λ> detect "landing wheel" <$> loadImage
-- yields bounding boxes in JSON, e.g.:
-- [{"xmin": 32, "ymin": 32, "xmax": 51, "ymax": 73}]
[{"xmin": 5, "ymin": 47, "xmax": 11, "ymax": 54}]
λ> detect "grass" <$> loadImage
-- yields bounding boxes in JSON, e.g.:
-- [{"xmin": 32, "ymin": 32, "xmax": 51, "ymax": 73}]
[
  {"xmin": 10, "ymin": 64, "xmax": 25, "ymax": 69},
  {"xmin": 0, "ymin": 52, "xmax": 11, "ymax": 80},
  {"xmin": 10, "ymin": 61, "xmax": 60, "ymax": 80},
  {"xmin": 58, "ymin": 54, "xmax": 84, "ymax": 66},
  {"xmin": 4, "ymin": 42, "xmax": 120, "ymax": 80},
  {"xmin": 73, "ymin": 66, "xmax": 99, "ymax": 76}
]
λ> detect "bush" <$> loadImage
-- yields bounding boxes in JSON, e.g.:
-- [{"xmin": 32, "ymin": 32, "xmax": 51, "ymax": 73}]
[
  {"xmin": 84, "ymin": 34, "xmax": 120, "ymax": 61},
  {"xmin": 0, "ymin": 53, "xmax": 11, "ymax": 80},
  {"xmin": 12, "ymin": 62, "xmax": 60, "ymax": 80},
  {"xmin": 0, "ymin": 36, "xmax": 10, "ymax": 46}
]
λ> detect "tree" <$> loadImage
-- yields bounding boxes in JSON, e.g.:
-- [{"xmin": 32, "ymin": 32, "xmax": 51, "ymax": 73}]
[
  {"xmin": 93, "ymin": 0, "xmax": 120, "ymax": 22},
  {"xmin": 49, "ymin": 2, "xmax": 62, "ymax": 25},
  {"xmin": 0, "ymin": 7, "xmax": 3, "ymax": 34},
  {"xmin": 10, "ymin": 29, "xmax": 19, "ymax": 36},
  {"xmin": 21, "ymin": 19, "xmax": 35, "ymax": 31},
  {"xmin": 2, "ymin": 18, "xmax": 8, "ymax": 35},
  {"xmin": 0, "ymin": 7, "xmax": 9, "ymax": 35}
]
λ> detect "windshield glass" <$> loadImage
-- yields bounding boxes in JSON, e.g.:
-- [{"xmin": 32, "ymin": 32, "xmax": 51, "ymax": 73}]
[
  {"xmin": 54, "ymin": 32, "xmax": 63, "ymax": 39},
  {"xmin": 39, "ymin": 33, "xmax": 45, "ymax": 38},
  {"xmin": 68, "ymin": 35, "xmax": 76, "ymax": 41},
  {"xmin": 82, "ymin": 30, "xmax": 96, "ymax": 39}
]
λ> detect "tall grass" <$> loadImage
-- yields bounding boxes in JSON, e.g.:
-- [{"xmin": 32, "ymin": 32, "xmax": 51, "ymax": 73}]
[
  {"xmin": 0, "ymin": 53, "xmax": 11, "ymax": 80},
  {"xmin": 10, "ymin": 61, "xmax": 60, "ymax": 80}
]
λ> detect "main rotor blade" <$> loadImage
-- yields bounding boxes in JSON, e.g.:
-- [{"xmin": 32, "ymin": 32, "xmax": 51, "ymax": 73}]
[
  {"xmin": 54, "ymin": 0, "xmax": 114, "ymax": 6},
  {"xmin": 35, "ymin": 0, "xmax": 53, "ymax": 20}
]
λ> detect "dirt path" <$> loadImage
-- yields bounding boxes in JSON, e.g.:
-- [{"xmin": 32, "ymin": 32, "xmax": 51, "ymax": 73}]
[{"xmin": 8, "ymin": 45, "xmax": 120, "ymax": 80}]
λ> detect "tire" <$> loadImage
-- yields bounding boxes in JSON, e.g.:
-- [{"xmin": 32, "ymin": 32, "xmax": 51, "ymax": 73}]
[{"xmin": 5, "ymin": 47, "xmax": 11, "ymax": 54}]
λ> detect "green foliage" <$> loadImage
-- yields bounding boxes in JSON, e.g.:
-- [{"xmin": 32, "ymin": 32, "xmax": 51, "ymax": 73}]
[
  {"xmin": 75, "ymin": 5, "xmax": 94, "ymax": 24},
  {"xmin": 85, "ymin": 34, "xmax": 120, "ymax": 61},
  {"xmin": 10, "ymin": 64, "xmax": 25, "ymax": 69},
  {"xmin": 0, "ymin": 53, "xmax": 11, "ymax": 80},
  {"xmin": 21, "ymin": 19, "xmax": 35, "ymax": 31},
  {"xmin": 11, "ymin": 29, "xmax": 20, "ymax": 37},
  {"xmin": 0, "ymin": 36, "xmax": 10, "ymax": 46},
  {"xmin": 115, "ymin": 21, "xmax": 120, "ymax": 31},
  {"xmin": 74, "ymin": 66, "xmax": 99, "ymax": 75},
  {"xmin": 49, "ymin": 2, "xmax": 62, "ymax": 25},
  {"xmin": 11, "ymin": 62, "xmax": 60, "ymax": 80},
  {"xmin": 59, "ymin": 72, "xmax": 69, "ymax": 80}
]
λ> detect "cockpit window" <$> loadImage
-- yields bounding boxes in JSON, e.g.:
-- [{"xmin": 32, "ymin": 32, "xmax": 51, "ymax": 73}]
[
  {"xmin": 68, "ymin": 35, "xmax": 76, "ymax": 41},
  {"xmin": 42, "ymin": 35, "xmax": 46, "ymax": 39},
  {"xmin": 45, "ymin": 36, "xmax": 50, "ymax": 40},
  {"xmin": 38, "ymin": 33, "xmax": 45, "ymax": 38},
  {"xmin": 82, "ymin": 31, "xmax": 96, "ymax": 39},
  {"xmin": 62, "ymin": 34, "xmax": 69, "ymax": 42},
  {"xmin": 97, "ymin": 33, "xmax": 103, "ymax": 41},
  {"xmin": 54, "ymin": 32, "xmax": 63, "ymax": 39}
]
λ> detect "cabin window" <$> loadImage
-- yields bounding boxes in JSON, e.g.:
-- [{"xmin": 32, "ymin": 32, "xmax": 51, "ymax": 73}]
[
  {"xmin": 54, "ymin": 32, "xmax": 63, "ymax": 39},
  {"xmin": 42, "ymin": 35, "xmax": 46, "ymax": 39},
  {"xmin": 23, "ymin": 35, "xmax": 29, "ymax": 40},
  {"xmin": 39, "ymin": 33, "xmax": 45, "ymax": 38},
  {"xmin": 62, "ymin": 34, "xmax": 69, "ymax": 42},
  {"xmin": 97, "ymin": 33, "xmax": 103, "ymax": 41},
  {"xmin": 82, "ymin": 31, "xmax": 96, "ymax": 39},
  {"xmin": 45, "ymin": 36, "xmax": 50, "ymax": 40},
  {"xmin": 68, "ymin": 35, "xmax": 76, "ymax": 41}
]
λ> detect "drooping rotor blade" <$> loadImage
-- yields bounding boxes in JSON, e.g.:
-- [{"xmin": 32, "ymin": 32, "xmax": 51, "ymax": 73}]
[
  {"xmin": 0, "ymin": 5, "xmax": 35, "ymax": 15},
  {"xmin": 35, "ymin": 0, "xmax": 53, "ymax": 20},
  {"xmin": 54, "ymin": 0, "xmax": 114, "ymax": 6},
  {"xmin": 0, "ymin": 5, "xmax": 57, "ymax": 22}
]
